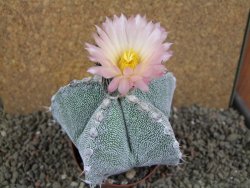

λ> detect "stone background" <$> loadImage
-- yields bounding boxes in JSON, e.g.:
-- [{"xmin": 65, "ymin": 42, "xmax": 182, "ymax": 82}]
[{"xmin": 0, "ymin": 0, "xmax": 249, "ymax": 114}]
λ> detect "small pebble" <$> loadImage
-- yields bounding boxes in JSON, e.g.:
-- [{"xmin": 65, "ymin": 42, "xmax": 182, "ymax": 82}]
[
  {"xmin": 121, "ymin": 179, "xmax": 128, "ymax": 184},
  {"xmin": 61, "ymin": 174, "xmax": 67, "ymax": 180},
  {"xmin": 227, "ymin": 134, "xmax": 239, "ymax": 141},
  {"xmin": 52, "ymin": 181, "xmax": 61, "ymax": 188},
  {"xmin": 107, "ymin": 178, "xmax": 115, "ymax": 184},
  {"xmin": 79, "ymin": 182, "xmax": 84, "ymax": 188},
  {"xmin": 125, "ymin": 169, "xmax": 136, "ymax": 180},
  {"xmin": 1, "ymin": 130, "xmax": 6, "ymax": 137},
  {"xmin": 70, "ymin": 181, "xmax": 78, "ymax": 187}
]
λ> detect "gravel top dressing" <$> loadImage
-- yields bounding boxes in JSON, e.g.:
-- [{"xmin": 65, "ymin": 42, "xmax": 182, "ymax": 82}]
[{"xmin": 0, "ymin": 106, "xmax": 250, "ymax": 188}]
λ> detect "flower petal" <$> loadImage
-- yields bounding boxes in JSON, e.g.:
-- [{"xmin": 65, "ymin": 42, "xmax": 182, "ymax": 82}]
[
  {"xmin": 123, "ymin": 67, "xmax": 133, "ymax": 76},
  {"xmin": 118, "ymin": 78, "xmax": 130, "ymax": 96},
  {"xmin": 163, "ymin": 42, "xmax": 173, "ymax": 50},
  {"xmin": 85, "ymin": 43, "xmax": 112, "ymax": 66},
  {"xmin": 130, "ymin": 75, "xmax": 142, "ymax": 82},
  {"xmin": 87, "ymin": 66, "xmax": 121, "ymax": 78},
  {"xmin": 108, "ymin": 76, "xmax": 122, "ymax": 93},
  {"xmin": 162, "ymin": 51, "xmax": 173, "ymax": 62},
  {"xmin": 134, "ymin": 79, "xmax": 149, "ymax": 92}
]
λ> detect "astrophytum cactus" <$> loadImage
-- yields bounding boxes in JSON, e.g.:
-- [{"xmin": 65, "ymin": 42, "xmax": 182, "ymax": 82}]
[{"xmin": 50, "ymin": 72, "xmax": 182, "ymax": 187}]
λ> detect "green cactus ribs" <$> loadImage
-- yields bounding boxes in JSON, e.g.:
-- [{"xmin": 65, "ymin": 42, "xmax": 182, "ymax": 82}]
[{"xmin": 50, "ymin": 72, "xmax": 182, "ymax": 187}]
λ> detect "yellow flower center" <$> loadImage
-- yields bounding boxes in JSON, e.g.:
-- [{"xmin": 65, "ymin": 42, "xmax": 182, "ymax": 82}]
[{"xmin": 118, "ymin": 49, "xmax": 139, "ymax": 72}]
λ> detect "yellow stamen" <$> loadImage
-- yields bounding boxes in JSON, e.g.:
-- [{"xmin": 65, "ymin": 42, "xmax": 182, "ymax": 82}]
[{"xmin": 118, "ymin": 49, "xmax": 139, "ymax": 72}]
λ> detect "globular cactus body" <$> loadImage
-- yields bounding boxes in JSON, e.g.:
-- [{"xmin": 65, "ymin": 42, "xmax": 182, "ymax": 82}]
[{"xmin": 51, "ymin": 73, "xmax": 182, "ymax": 187}]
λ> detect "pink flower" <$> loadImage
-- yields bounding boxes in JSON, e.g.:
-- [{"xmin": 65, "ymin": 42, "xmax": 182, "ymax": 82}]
[{"xmin": 86, "ymin": 14, "xmax": 172, "ymax": 96}]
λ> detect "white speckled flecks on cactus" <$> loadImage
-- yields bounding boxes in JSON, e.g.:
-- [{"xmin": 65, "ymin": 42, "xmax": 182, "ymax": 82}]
[
  {"xmin": 82, "ymin": 77, "xmax": 92, "ymax": 82},
  {"xmin": 50, "ymin": 72, "xmax": 181, "ymax": 186},
  {"xmin": 126, "ymin": 95, "xmax": 139, "ymax": 103},
  {"xmin": 89, "ymin": 127, "xmax": 98, "ymax": 139},
  {"xmin": 101, "ymin": 98, "xmax": 111, "ymax": 109},
  {"xmin": 139, "ymin": 102, "xmax": 150, "ymax": 112},
  {"xmin": 84, "ymin": 165, "xmax": 91, "ymax": 173}
]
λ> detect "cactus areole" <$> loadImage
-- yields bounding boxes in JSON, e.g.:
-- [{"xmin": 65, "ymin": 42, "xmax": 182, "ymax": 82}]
[{"xmin": 51, "ymin": 14, "xmax": 182, "ymax": 187}]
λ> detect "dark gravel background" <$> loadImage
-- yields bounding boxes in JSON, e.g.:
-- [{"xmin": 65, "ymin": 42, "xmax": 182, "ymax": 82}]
[{"xmin": 0, "ymin": 105, "xmax": 250, "ymax": 188}]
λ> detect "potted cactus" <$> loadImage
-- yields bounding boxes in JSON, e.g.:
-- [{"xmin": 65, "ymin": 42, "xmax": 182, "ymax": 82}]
[{"xmin": 50, "ymin": 14, "xmax": 182, "ymax": 187}]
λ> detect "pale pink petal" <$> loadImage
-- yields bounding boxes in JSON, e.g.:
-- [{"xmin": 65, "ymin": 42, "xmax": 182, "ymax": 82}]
[
  {"xmin": 114, "ymin": 14, "xmax": 128, "ymax": 51},
  {"xmin": 143, "ymin": 46, "xmax": 166, "ymax": 65},
  {"xmin": 118, "ymin": 78, "xmax": 131, "ymax": 96},
  {"xmin": 85, "ymin": 43, "xmax": 112, "ymax": 66},
  {"xmin": 130, "ymin": 75, "xmax": 142, "ymax": 82},
  {"xmin": 92, "ymin": 34, "xmax": 117, "ymax": 64},
  {"xmin": 123, "ymin": 67, "xmax": 133, "ymax": 76},
  {"xmin": 152, "ymin": 65, "xmax": 167, "ymax": 78},
  {"xmin": 87, "ymin": 66, "xmax": 120, "ymax": 78},
  {"xmin": 153, "ymin": 64, "xmax": 167, "ymax": 76},
  {"xmin": 95, "ymin": 25, "xmax": 116, "ymax": 54},
  {"xmin": 102, "ymin": 17, "xmax": 121, "ymax": 54},
  {"xmin": 133, "ymin": 63, "xmax": 145, "ymax": 75},
  {"xmin": 134, "ymin": 79, "xmax": 149, "ymax": 92},
  {"xmin": 108, "ymin": 76, "xmax": 122, "ymax": 93},
  {"xmin": 142, "ymin": 68, "xmax": 155, "ymax": 77},
  {"xmin": 141, "ymin": 64, "xmax": 166, "ymax": 79},
  {"xmin": 162, "ymin": 51, "xmax": 173, "ymax": 62},
  {"xmin": 139, "ymin": 27, "xmax": 166, "ymax": 57},
  {"xmin": 138, "ymin": 67, "xmax": 153, "ymax": 78},
  {"xmin": 143, "ymin": 77, "xmax": 151, "ymax": 85},
  {"xmin": 163, "ymin": 42, "xmax": 173, "ymax": 50}
]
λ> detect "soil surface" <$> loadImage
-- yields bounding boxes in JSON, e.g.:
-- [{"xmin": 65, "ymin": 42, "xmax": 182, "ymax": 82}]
[{"xmin": 0, "ymin": 105, "xmax": 250, "ymax": 188}]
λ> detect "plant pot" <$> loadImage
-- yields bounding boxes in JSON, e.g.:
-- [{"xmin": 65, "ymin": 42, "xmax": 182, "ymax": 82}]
[{"xmin": 70, "ymin": 142, "xmax": 159, "ymax": 188}]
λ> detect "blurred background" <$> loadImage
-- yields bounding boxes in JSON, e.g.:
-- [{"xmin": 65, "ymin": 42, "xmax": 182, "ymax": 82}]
[{"xmin": 1, "ymin": 0, "xmax": 250, "ymax": 114}]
